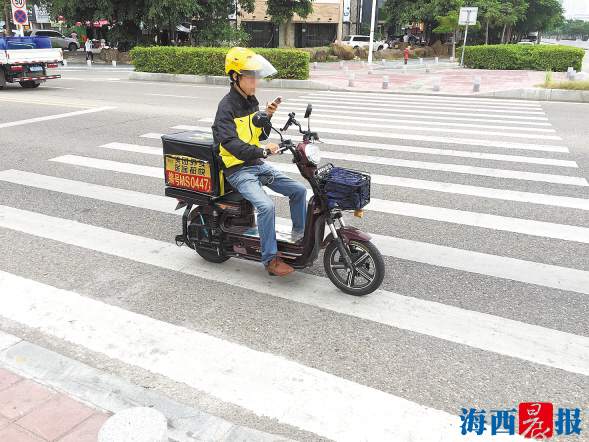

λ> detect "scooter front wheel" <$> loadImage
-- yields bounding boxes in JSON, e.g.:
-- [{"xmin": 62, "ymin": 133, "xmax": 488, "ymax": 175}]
[{"xmin": 323, "ymin": 240, "xmax": 385, "ymax": 296}]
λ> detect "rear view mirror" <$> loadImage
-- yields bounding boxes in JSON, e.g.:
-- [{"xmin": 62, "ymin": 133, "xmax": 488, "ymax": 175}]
[{"xmin": 304, "ymin": 104, "xmax": 312, "ymax": 119}]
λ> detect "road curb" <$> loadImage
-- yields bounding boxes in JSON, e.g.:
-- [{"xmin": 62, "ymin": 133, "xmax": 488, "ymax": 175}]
[
  {"xmin": 0, "ymin": 330, "xmax": 294, "ymax": 442},
  {"xmin": 479, "ymin": 88, "xmax": 589, "ymax": 103},
  {"xmin": 128, "ymin": 71, "xmax": 347, "ymax": 91}
]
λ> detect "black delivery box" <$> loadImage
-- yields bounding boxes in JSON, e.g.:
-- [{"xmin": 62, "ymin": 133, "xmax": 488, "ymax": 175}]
[{"xmin": 162, "ymin": 130, "xmax": 225, "ymax": 197}]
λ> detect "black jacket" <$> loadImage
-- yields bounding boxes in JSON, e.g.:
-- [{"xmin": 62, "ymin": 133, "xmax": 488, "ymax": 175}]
[{"xmin": 212, "ymin": 86, "xmax": 271, "ymax": 176}]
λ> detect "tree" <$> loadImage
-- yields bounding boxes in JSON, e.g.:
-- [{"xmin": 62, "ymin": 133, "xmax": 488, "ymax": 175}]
[
  {"xmin": 473, "ymin": 0, "xmax": 503, "ymax": 44},
  {"xmin": 191, "ymin": 0, "xmax": 255, "ymax": 46},
  {"xmin": 514, "ymin": 0, "xmax": 563, "ymax": 41},
  {"xmin": 265, "ymin": 0, "xmax": 313, "ymax": 46},
  {"xmin": 3, "ymin": 0, "xmax": 12, "ymax": 35}
]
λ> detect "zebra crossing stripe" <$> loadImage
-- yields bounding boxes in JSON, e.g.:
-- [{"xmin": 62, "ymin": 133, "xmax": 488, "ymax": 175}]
[
  {"xmin": 281, "ymin": 110, "xmax": 554, "ymax": 127},
  {"xmin": 0, "ymin": 206, "xmax": 587, "ymax": 379},
  {"xmin": 278, "ymin": 103, "xmax": 550, "ymax": 121},
  {"xmin": 47, "ymin": 156, "xmax": 589, "ymax": 243},
  {"xmin": 305, "ymin": 91, "xmax": 543, "ymax": 107},
  {"xmin": 285, "ymin": 113, "xmax": 556, "ymax": 132},
  {"xmin": 288, "ymin": 97, "xmax": 545, "ymax": 115},
  {"xmin": 103, "ymin": 142, "xmax": 586, "ymax": 194},
  {"xmin": 0, "ymin": 271, "xmax": 458, "ymax": 442},
  {"xmin": 185, "ymin": 123, "xmax": 569, "ymax": 153},
  {"xmin": 1, "ymin": 169, "xmax": 587, "ymax": 295},
  {"xmin": 160, "ymin": 129, "xmax": 584, "ymax": 184}
]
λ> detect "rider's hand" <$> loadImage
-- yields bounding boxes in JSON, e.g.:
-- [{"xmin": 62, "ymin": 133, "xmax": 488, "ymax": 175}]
[
  {"xmin": 266, "ymin": 101, "xmax": 279, "ymax": 117},
  {"xmin": 265, "ymin": 143, "xmax": 280, "ymax": 155}
]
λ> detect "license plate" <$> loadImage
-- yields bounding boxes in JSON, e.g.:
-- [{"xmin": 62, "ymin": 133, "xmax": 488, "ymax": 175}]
[
  {"xmin": 165, "ymin": 154, "xmax": 212, "ymax": 193},
  {"xmin": 29, "ymin": 66, "xmax": 43, "ymax": 72}
]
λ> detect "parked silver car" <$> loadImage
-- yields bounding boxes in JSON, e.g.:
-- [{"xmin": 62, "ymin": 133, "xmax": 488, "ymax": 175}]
[{"xmin": 26, "ymin": 30, "xmax": 79, "ymax": 52}]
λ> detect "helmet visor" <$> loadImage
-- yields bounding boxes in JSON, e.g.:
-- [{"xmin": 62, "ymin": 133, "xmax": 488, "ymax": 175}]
[{"xmin": 240, "ymin": 54, "xmax": 277, "ymax": 79}]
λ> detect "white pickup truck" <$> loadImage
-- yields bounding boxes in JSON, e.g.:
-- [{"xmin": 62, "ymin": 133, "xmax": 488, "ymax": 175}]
[{"xmin": 0, "ymin": 36, "xmax": 62, "ymax": 89}]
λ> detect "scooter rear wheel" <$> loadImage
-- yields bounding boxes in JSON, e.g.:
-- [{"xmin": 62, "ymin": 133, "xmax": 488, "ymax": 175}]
[
  {"xmin": 189, "ymin": 209, "xmax": 229, "ymax": 264},
  {"xmin": 323, "ymin": 239, "xmax": 384, "ymax": 296}
]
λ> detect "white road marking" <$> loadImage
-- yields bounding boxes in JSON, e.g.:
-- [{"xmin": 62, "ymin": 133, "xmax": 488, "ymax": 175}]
[
  {"xmin": 281, "ymin": 109, "xmax": 554, "ymax": 127},
  {"xmin": 2, "ymin": 170, "xmax": 587, "ymax": 295},
  {"xmin": 306, "ymin": 90, "xmax": 543, "ymax": 107},
  {"xmin": 281, "ymin": 102, "xmax": 550, "ymax": 121},
  {"xmin": 107, "ymin": 138, "xmax": 578, "ymax": 168},
  {"xmin": 0, "ymin": 208, "xmax": 587, "ymax": 380},
  {"xmin": 289, "ymin": 97, "xmax": 545, "ymax": 115},
  {"xmin": 196, "ymin": 116, "xmax": 560, "ymax": 140},
  {"xmin": 0, "ymin": 106, "xmax": 115, "ymax": 129},
  {"xmin": 99, "ymin": 144, "xmax": 589, "ymax": 210},
  {"xmin": 182, "ymin": 123, "xmax": 569, "ymax": 153},
  {"xmin": 277, "ymin": 112, "xmax": 556, "ymax": 138},
  {"xmin": 162, "ymin": 129, "xmax": 584, "ymax": 185},
  {"xmin": 0, "ymin": 270, "xmax": 518, "ymax": 442},
  {"xmin": 47, "ymin": 155, "xmax": 589, "ymax": 243}
]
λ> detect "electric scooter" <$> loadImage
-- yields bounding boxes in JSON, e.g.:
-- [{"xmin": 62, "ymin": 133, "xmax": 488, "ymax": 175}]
[{"xmin": 165, "ymin": 104, "xmax": 384, "ymax": 296}]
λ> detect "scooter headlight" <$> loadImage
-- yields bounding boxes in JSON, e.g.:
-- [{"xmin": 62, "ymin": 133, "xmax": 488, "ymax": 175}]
[{"xmin": 305, "ymin": 143, "xmax": 321, "ymax": 165}]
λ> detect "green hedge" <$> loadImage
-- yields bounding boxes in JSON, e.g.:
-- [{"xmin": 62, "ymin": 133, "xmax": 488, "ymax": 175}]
[
  {"xmin": 130, "ymin": 46, "xmax": 310, "ymax": 80},
  {"xmin": 463, "ymin": 44, "xmax": 585, "ymax": 72}
]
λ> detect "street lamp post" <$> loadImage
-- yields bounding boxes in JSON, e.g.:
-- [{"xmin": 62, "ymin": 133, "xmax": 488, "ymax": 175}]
[{"xmin": 367, "ymin": 0, "xmax": 377, "ymax": 64}]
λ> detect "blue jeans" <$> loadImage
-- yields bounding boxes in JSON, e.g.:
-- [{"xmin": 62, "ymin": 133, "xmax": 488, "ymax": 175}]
[{"xmin": 226, "ymin": 163, "xmax": 307, "ymax": 265}]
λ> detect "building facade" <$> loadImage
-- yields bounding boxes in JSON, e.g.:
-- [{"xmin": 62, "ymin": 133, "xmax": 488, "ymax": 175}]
[{"xmin": 239, "ymin": 0, "xmax": 362, "ymax": 48}]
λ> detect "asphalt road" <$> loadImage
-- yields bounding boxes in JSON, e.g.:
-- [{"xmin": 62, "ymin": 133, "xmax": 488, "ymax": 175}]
[{"xmin": 0, "ymin": 67, "xmax": 588, "ymax": 441}]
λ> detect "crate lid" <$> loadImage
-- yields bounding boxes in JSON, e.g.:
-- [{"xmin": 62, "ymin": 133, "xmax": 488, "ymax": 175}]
[{"xmin": 161, "ymin": 130, "xmax": 214, "ymax": 145}]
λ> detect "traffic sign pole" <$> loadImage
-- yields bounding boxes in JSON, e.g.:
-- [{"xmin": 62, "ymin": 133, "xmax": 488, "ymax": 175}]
[{"xmin": 460, "ymin": 12, "xmax": 471, "ymax": 67}]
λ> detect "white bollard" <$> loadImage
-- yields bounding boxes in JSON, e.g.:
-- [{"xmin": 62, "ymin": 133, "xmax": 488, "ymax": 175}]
[
  {"xmin": 419, "ymin": 57, "xmax": 423, "ymax": 64},
  {"xmin": 380, "ymin": 58, "xmax": 386, "ymax": 66},
  {"xmin": 382, "ymin": 75, "xmax": 389, "ymax": 89},
  {"xmin": 62, "ymin": 59, "xmax": 68, "ymax": 67},
  {"xmin": 450, "ymin": 56, "xmax": 455, "ymax": 63},
  {"xmin": 87, "ymin": 59, "xmax": 92, "ymax": 67},
  {"xmin": 567, "ymin": 67, "xmax": 575, "ymax": 80},
  {"xmin": 112, "ymin": 60, "xmax": 117, "ymax": 67},
  {"xmin": 99, "ymin": 407, "xmax": 167, "ymax": 442},
  {"xmin": 339, "ymin": 60, "xmax": 345, "ymax": 69},
  {"xmin": 435, "ymin": 56, "xmax": 439, "ymax": 64},
  {"xmin": 348, "ymin": 73, "xmax": 355, "ymax": 87},
  {"xmin": 313, "ymin": 61, "xmax": 318, "ymax": 69},
  {"xmin": 432, "ymin": 77, "xmax": 441, "ymax": 92},
  {"xmin": 425, "ymin": 64, "xmax": 430, "ymax": 73},
  {"xmin": 473, "ymin": 76, "xmax": 481, "ymax": 92}
]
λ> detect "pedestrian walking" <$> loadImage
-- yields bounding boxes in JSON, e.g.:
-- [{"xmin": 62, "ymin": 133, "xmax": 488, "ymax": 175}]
[
  {"xmin": 85, "ymin": 38, "xmax": 94, "ymax": 62},
  {"xmin": 404, "ymin": 45, "xmax": 411, "ymax": 65}
]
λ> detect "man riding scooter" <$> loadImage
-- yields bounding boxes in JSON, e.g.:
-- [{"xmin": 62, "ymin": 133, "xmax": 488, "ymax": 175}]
[{"xmin": 212, "ymin": 47, "xmax": 308, "ymax": 277}]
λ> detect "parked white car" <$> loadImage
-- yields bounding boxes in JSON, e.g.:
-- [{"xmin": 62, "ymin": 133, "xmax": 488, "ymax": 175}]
[
  {"xmin": 26, "ymin": 30, "xmax": 79, "ymax": 52},
  {"xmin": 341, "ymin": 35, "xmax": 388, "ymax": 51}
]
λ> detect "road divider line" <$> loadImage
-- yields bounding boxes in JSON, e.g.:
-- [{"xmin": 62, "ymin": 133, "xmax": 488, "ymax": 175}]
[
  {"xmin": 306, "ymin": 90, "xmax": 544, "ymax": 107},
  {"xmin": 0, "ymin": 207, "xmax": 587, "ymax": 380},
  {"xmin": 180, "ymin": 123, "xmax": 569, "ymax": 154},
  {"xmin": 47, "ymin": 156, "xmax": 589, "ymax": 243},
  {"xmin": 0, "ymin": 106, "xmax": 115, "ymax": 129},
  {"xmin": 289, "ymin": 97, "xmax": 546, "ymax": 115},
  {"xmin": 2, "ymin": 169, "xmax": 587, "ymax": 295},
  {"xmin": 100, "ymin": 143, "xmax": 589, "ymax": 210}
]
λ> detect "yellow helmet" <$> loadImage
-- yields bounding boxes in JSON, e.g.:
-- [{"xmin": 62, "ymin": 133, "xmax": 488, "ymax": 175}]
[{"xmin": 225, "ymin": 47, "xmax": 277, "ymax": 79}]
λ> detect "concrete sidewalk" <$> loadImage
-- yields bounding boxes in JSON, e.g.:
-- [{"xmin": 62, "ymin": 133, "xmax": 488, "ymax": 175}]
[
  {"xmin": 310, "ymin": 60, "xmax": 554, "ymax": 95},
  {"xmin": 0, "ymin": 367, "xmax": 109, "ymax": 442}
]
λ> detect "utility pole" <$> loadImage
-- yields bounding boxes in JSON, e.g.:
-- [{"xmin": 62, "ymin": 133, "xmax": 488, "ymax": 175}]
[{"xmin": 367, "ymin": 0, "xmax": 377, "ymax": 64}]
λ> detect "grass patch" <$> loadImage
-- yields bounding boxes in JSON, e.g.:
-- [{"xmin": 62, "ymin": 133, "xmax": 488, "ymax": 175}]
[{"xmin": 542, "ymin": 80, "xmax": 589, "ymax": 90}]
